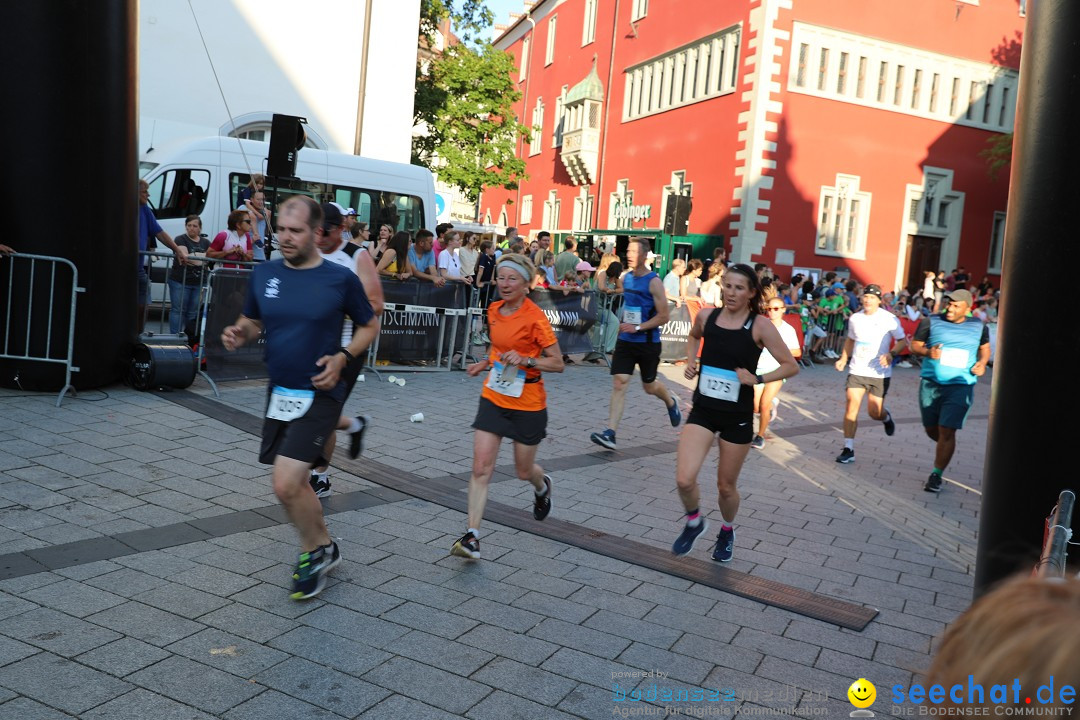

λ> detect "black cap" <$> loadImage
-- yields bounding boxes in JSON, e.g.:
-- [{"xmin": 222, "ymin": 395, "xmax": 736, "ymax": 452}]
[
  {"xmin": 863, "ymin": 284, "xmax": 883, "ymax": 298},
  {"xmin": 321, "ymin": 202, "xmax": 344, "ymax": 231}
]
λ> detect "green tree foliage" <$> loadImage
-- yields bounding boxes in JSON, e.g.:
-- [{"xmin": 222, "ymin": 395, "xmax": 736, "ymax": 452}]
[
  {"xmin": 414, "ymin": 1, "xmax": 529, "ymax": 203},
  {"xmin": 980, "ymin": 132, "xmax": 1013, "ymax": 182}
]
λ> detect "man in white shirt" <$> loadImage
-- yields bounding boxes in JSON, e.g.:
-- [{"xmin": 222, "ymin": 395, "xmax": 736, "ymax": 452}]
[
  {"xmin": 833, "ymin": 284, "xmax": 907, "ymax": 464},
  {"xmin": 306, "ymin": 202, "xmax": 385, "ymax": 496}
]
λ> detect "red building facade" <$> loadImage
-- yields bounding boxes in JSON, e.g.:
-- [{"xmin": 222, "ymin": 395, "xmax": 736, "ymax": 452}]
[{"xmin": 481, "ymin": 0, "xmax": 1023, "ymax": 291}]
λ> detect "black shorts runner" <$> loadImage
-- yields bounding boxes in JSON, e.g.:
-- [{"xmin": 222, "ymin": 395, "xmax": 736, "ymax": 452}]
[
  {"xmin": 610, "ymin": 340, "xmax": 662, "ymax": 384},
  {"xmin": 472, "ymin": 396, "xmax": 547, "ymax": 446},
  {"xmin": 686, "ymin": 406, "xmax": 755, "ymax": 445},
  {"xmin": 259, "ymin": 389, "xmax": 342, "ymax": 466}
]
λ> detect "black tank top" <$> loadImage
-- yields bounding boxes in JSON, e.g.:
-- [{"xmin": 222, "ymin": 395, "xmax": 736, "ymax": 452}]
[{"xmin": 693, "ymin": 308, "xmax": 762, "ymax": 414}]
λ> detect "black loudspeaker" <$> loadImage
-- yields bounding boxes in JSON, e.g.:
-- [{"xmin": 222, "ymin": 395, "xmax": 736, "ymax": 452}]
[
  {"xmin": 266, "ymin": 114, "xmax": 307, "ymax": 178},
  {"xmin": 664, "ymin": 194, "xmax": 693, "ymax": 236},
  {"xmin": 130, "ymin": 342, "xmax": 197, "ymax": 391}
]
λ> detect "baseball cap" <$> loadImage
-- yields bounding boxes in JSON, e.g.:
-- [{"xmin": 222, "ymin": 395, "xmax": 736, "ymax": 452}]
[
  {"xmin": 346, "ymin": 207, "xmax": 357, "ymax": 216},
  {"xmin": 944, "ymin": 289, "xmax": 973, "ymax": 306},
  {"xmin": 321, "ymin": 202, "xmax": 344, "ymax": 230},
  {"xmin": 863, "ymin": 284, "xmax": 883, "ymax": 298},
  {"xmin": 825, "ymin": 289, "xmax": 836, "ymax": 298},
  {"xmin": 575, "ymin": 260, "xmax": 596, "ymax": 272}
]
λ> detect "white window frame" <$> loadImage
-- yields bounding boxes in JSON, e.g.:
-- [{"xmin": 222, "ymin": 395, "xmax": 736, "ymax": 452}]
[
  {"xmin": 530, "ymin": 98, "xmax": 544, "ymax": 156},
  {"xmin": 573, "ymin": 188, "xmax": 594, "ymax": 231},
  {"xmin": 815, "ymin": 174, "xmax": 871, "ymax": 260},
  {"xmin": 583, "ymin": 0, "xmax": 598, "ymax": 45},
  {"xmin": 545, "ymin": 15, "xmax": 557, "ymax": 66},
  {"xmin": 631, "ymin": 0, "xmax": 648, "ymax": 22},
  {"xmin": 520, "ymin": 195, "xmax": 533, "ymax": 225},
  {"xmin": 622, "ymin": 25, "xmax": 741, "ymax": 122},
  {"xmin": 543, "ymin": 190, "xmax": 561, "ymax": 232},
  {"xmin": 787, "ymin": 22, "xmax": 1019, "ymax": 132},
  {"xmin": 519, "ymin": 36, "xmax": 530, "ymax": 81},
  {"xmin": 988, "ymin": 211, "xmax": 1006, "ymax": 274},
  {"xmin": 553, "ymin": 86, "xmax": 568, "ymax": 148}
]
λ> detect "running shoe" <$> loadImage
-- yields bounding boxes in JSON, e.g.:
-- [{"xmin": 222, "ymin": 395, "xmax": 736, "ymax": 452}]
[
  {"xmin": 348, "ymin": 415, "xmax": 370, "ymax": 459},
  {"xmin": 672, "ymin": 517, "xmax": 709, "ymax": 556},
  {"xmin": 533, "ymin": 475, "xmax": 552, "ymax": 520},
  {"xmin": 290, "ymin": 542, "xmax": 341, "ymax": 600},
  {"xmin": 924, "ymin": 472, "xmax": 943, "ymax": 493},
  {"xmin": 450, "ymin": 532, "xmax": 480, "ymax": 559},
  {"xmin": 309, "ymin": 472, "xmax": 332, "ymax": 498},
  {"xmin": 750, "ymin": 435, "xmax": 765, "ymax": 450},
  {"xmin": 667, "ymin": 394, "xmax": 682, "ymax": 427},
  {"xmin": 712, "ymin": 527, "xmax": 735, "ymax": 562},
  {"xmin": 835, "ymin": 448, "xmax": 855, "ymax": 464},
  {"xmin": 882, "ymin": 412, "xmax": 896, "ymax": 437},
  {"xmin": 897, "ymin": 360, "xmax": 914, "ymax": 369},
  {"xmin": 590, "ymin": 428, "xmax": 617, "ymax": 450}
]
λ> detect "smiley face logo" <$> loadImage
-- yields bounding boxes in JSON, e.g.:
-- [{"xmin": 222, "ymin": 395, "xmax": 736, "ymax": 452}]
[{"xmin": 847, "ymin": 678, "xmax": 876, "ymax": 709}]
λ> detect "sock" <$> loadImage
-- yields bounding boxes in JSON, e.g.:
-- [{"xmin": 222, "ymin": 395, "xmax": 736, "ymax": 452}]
[
  {"xmin": 535, "ymin": 480, "xmax": 549, "ymax": 497},
  {"xmin": 721, "ymin": 516, "xmax": 735, "ymax": 530},
  {"xmin": 346, "ymin": 417, "xmax": 363, "ymax": 433},
  {"xmin": 932, "ymin": 467, "xmax": 943, "ymax": 476},
  {"xmin": 466, "ymin": 528, "xmax": 480, "ymax": 540},
  {"xmin": 882, "ymin": 410, "xmax": 892, "ymax": 424},
  {"xmin": 686, "ymin": 511, "xmax": 701, "ymax": 527},
  {"xmin": 311, "ymin": 469, "xmax": 327, "ymax": 478},
  {"xmin": 844, "ymin": 439, "xmax": 854, "ymax": 451}
]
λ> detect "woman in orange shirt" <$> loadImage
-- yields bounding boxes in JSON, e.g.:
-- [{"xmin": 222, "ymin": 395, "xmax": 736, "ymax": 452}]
[{"xmin": 452, "ymin": 254, "xmax": 565, "ymax": 560}]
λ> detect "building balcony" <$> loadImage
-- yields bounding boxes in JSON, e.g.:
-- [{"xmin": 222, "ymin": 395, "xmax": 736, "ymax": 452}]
[{"xmin": 560, "ymin": 127, "xmax": 600, "ymax": 186}]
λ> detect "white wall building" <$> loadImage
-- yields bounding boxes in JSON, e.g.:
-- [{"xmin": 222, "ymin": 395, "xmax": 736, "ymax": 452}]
[{"xmin": 138, "ymin": 0, "xmax": 420, "ymax": 163}]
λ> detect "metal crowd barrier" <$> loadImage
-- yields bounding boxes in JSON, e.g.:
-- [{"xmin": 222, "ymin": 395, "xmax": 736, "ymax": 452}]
[
  {"xmin": 1, "ymin": 253, "xmax": 83, "ymax": 406},
  {"xmin": 1037, "ymin": 490, "xmax": 1075, "ymax": 579}
]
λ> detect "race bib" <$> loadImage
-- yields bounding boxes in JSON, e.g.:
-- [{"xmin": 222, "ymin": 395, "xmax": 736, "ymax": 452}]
[
  {"xmin": 623, "ymin": 306, "xmax": 643, "ymax": 325},
  {"xmin": 266, "ymin": 387, "xmax": 314, "ymax": 421},
  {"xmin": 940, "ymin": 347, "xmax": 969, "ymax": 369},
  {"xmin": 699, "ymin": 366, "xmax": 741, "ymax": 402},
  {"xmin": 486, "ymin": 361, "xmax": 525, "ymax": 397},
  {"xmin": 853, "ymin": 341, "xmax": 876, "ymax": 361}
]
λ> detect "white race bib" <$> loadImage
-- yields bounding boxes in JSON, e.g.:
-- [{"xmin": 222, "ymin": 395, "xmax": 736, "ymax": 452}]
[
  {"xmin": 940, "ymin": 347, "xmax": 969, "ymax": 369},
  {"xmin": 699, "ymin": 366, "xmax": 741, "ymax": 402},
  {"xmin": 266, "ymin": 386, "xmax": 314, "ymax": 421},
  {"xmin": 623, "ymin": 306, "xmax": 643, "ymax": 325},
  {"xmin": 486, "ymin": 361, "xmax": 526, "ymax": 397},
  {"xmin": 853, "ymin": 341, "xmax": 876, "ymax": 361}
]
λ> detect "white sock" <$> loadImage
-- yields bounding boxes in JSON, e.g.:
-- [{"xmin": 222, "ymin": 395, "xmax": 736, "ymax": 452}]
[
  {"xmin": 311, "ymin": 469, "xmax": 327, "ymax": 478},
  {"xmin": 346, "ymin": 417, "xmax": 363, "ymax": 433},
  {"xmin": 467, "ymin": 527, "xmax": 480, "ymax": 539},
  {"xmin": 535, "ymin": 479, "xmax": 549, "ymax": 497},
  {"xmin": 844, "ymin": 439, "xmax": 854, "ymax": 451},
  {"xmin": 882, "ymin": 410, "xmax": 892, "ymax": 423}
]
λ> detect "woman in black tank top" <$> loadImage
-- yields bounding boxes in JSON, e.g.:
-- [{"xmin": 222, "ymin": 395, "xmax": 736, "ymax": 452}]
[{"xmin": 669, "ymin": 264, "xmax": 800, "ymax": 563}]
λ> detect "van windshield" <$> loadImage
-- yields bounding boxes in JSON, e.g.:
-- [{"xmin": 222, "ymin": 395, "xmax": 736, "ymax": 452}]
[{"xmin": 231, "ymin": 173, "xmax": 425, "ymax": 233}]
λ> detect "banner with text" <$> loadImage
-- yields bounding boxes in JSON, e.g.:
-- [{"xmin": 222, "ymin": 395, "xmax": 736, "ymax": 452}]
[
  {"xmin": 376, "ymin": 280, "xmax": 468, "ymax": 361},
  {"xmin": 528, "ymin": 289, "xmax": 598, "ymax": 354}
]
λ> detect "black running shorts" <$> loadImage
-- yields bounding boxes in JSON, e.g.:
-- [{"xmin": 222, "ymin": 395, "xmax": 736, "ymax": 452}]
[
  {"xmin": 471, "ymin": 396, "xmax": 548, "ymax": 446},
  {"xmin": 610, "ymin": 340, "xmax": 662, "ymax": 384},
  {"xmin": 259, "ymin": 389, "xmax": 342, "ymax": 466},
  {"xmin": 686, "ymin": 406, "xmax": 755, "ymax": 445}
]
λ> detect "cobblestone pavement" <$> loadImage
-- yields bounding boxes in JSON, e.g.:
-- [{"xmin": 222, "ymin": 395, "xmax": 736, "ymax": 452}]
[{"xmin": 0, "ymin": 356, "xmax": 989, "ymax": 718}]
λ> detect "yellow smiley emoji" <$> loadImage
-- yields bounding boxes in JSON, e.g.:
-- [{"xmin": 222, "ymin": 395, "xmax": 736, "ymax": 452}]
[{"xmin": 848, "ymin": 678, "xmax": 876, "ymax": 709}]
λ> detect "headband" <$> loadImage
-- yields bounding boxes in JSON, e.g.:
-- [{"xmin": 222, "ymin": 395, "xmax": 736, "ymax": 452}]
[{"xmin": 496, "ymin": 259, "xmax": 531, "ymax": 282}]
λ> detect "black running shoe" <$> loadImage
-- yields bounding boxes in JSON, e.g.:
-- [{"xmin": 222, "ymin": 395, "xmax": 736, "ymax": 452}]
[
  {"xmin": 750, "ymin": 435, "xmax": 765, "ymax": 450},
  {"xmin": 835, "ymin": 448, "xmax": 855, "ymax": 464},
  {"xmin": 883, "ymin": 412, "xmax": 896, "ymax": 437},
  {"xmin": 533, "ymin": 475, "xmax": 552, "ymax": 521},
  {"xmin": 712, "ymin": 527, "xmax": 735, "ymax": 562},
  {"xmin": 348, "ymin": 415, "xmax": 370, "ymax": 459},
  {"xmin": 309, "ymin": 473, "xmax": 332, "ymax": 498},
  {"xmin": 290, "ymin": 542, "xmax": 341, "ymax": 600},
  {"xmin": 667, "ymin": 394, "xmax": 682, "ymax": 427},
  {"xmin": 672, "ymin": 518, "xmax": 709, "ymax": 556},
  {"xmin": 450, "ymin": 532, "xmax": 480, "ymax": 559},
  {"xmin": 924, "ymin": 472, "xmax": 943, "ymax": 493}
]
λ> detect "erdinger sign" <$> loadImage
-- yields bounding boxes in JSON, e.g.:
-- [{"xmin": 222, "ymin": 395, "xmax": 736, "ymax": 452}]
[{"xmin": 613, "ymin": 199, "xmax": 652, "ymax": 227}]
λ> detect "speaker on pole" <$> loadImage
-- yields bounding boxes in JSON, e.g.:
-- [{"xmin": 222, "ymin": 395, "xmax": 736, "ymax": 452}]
[
  {"xmin": 664, "ymin": 193, "xmax": 692, "ymax": 236},
  {"xmin": 266, "ymin": 114, "xmax": 307, "ymax": 178}
]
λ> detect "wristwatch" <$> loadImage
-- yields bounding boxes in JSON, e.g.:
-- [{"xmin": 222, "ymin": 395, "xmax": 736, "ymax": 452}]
[
  {"xmin": 755, "ymin": 374, "xmax": 765, "ymax": 384},
  {"xmin": 634, "ymin": 324, "xmax": 641, "ymax": 333},
  {"xmin": 526, "ymin": 357, "xmax": 536, "ymax": 368},
  {"xmin": 339, "ymin": 347, "xmax": 355, "ymax": 363}
]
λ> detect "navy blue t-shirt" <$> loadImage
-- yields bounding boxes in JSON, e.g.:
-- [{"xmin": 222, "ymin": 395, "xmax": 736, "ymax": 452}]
[{"xmin": 243, "ymin": 259, "xmax": 374, "ymax": 401}]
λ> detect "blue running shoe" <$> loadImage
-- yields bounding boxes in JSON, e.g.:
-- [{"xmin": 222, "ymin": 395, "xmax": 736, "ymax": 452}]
[
  {"xmin": 712, "ymin": 527, "xmax": 735, "ymax": 563},
  {"xmin": 590, "ymin": 428, "xmax": 617, "ymax": 450},
  {"xmin": 672, "ymin": 518, "xmax": 709, "ymax": 556},
  {"xmin": 290, "ymin": 542, "xmax": 341, "ymax": 600},
  {"xmin": 667, "ymin": 395, "xmax": 682, "ymax": 427}
]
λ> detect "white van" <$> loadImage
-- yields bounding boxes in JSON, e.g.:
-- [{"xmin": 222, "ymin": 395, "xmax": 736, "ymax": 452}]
[{"xmin": 139, "ymin": 136, "xmax": 437, "ymax": 301}]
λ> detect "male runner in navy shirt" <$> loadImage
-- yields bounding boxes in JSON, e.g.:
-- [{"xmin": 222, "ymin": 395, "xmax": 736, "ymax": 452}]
[{"xmin": 222, "ymin": 196, "xmax": 378, "ymax": 599}]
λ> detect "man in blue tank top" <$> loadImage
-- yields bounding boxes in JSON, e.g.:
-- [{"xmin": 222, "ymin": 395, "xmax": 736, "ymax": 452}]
[
  {"xmin": 909, "ymin": 289, "xmax": 990, "ymax": 493},
  {"xmin": 222, "ymin": 196, "xmax": 378, "ymax": 600},
  {"xmin": 589, "ymin": 238, "xmax": 682, "ymax": 450}
]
